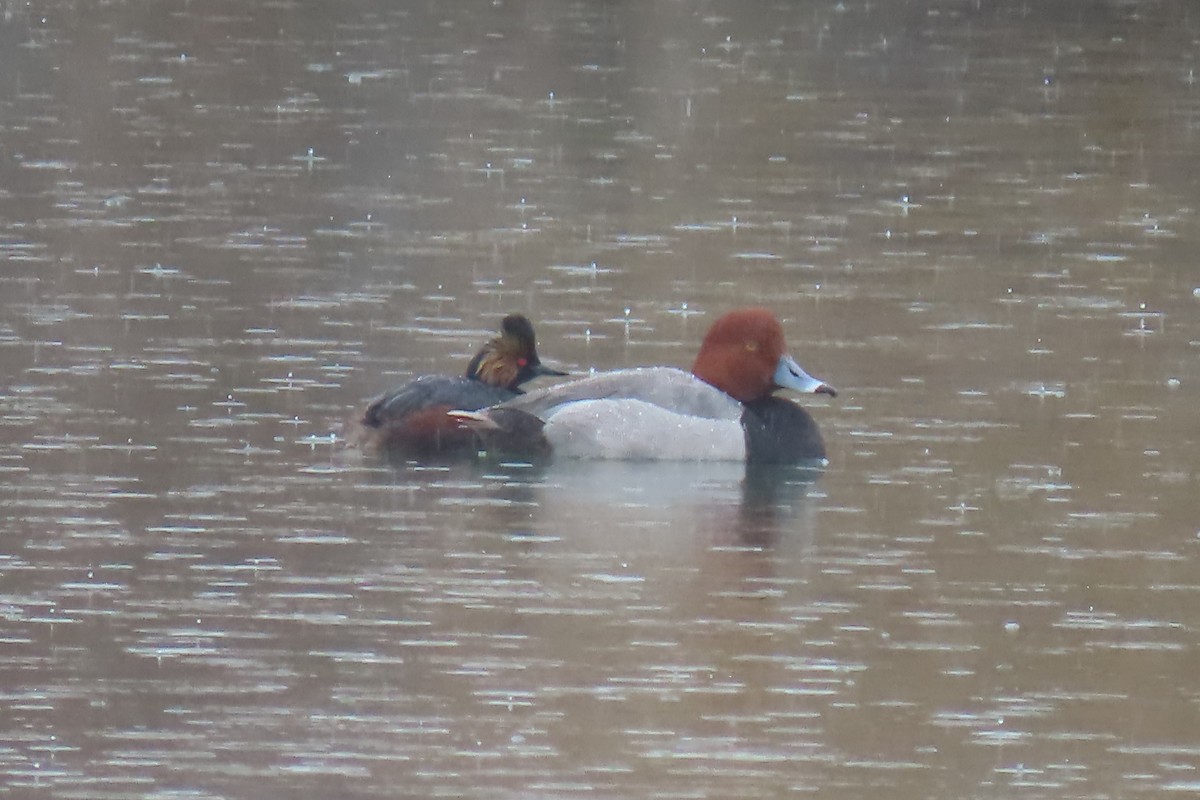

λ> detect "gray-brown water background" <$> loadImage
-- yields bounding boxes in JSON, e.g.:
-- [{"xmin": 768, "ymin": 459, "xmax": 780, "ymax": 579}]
[{"xmin": 3, "ymin": 1, "xmax": 1200, "ymax": 798}]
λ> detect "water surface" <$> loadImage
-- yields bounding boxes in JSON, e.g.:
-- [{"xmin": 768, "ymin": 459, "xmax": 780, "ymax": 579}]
[{"xmin": 2, "ymin": 1, "xmax": 1199, "ymax": 798}]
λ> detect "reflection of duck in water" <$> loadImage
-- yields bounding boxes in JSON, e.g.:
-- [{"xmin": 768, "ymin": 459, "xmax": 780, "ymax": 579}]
[
  {"xmin": 736, "ymin": 463, "xmax": 824, "ymax": 547},
  {"xmin": 484, "ymin": 459, "xmax": 822, "ymax": 549},
  {"xmin": 347, "ymin": 314, "xmax": 566, "ymax": 457},
  {"xmin": 453, "ymin": 308, "xmax": 835, "ymax": 463}
]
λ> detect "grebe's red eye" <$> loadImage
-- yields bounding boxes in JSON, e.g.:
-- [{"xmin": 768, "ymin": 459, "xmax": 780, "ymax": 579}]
[{"xmin": 517, "ymin": 357, "xmax": 528, "ymax": 367}]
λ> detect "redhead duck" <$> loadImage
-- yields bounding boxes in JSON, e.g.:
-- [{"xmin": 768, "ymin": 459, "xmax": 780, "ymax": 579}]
[
  {"xmin": 452, "ymin": 307, "xmax": 835, "ymax": 463},
  {"xmin": 348, "ymin": 314, "xmax": 565, "ymax": 455}
]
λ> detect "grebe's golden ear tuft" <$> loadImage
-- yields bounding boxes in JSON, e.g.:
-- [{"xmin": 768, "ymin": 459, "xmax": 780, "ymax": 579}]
[
  {"xmin": 470, "ymin": 346, "xmax": 521, "ymax": 390},
  {"xmin": 465, "ymin": 313, "xmax": 564, "ymax": 391}
]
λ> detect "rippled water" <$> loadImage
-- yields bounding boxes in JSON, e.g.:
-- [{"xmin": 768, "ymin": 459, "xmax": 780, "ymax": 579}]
[{"xmin": 3, "ymin": 1, "xmax": 1199, "ymax": 798}]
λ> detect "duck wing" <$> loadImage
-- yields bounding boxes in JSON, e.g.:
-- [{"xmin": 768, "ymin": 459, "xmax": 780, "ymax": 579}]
[
  {"xmin": 493, "ymin": 367, "xmax": 743, "ymax": 422},
  {"xmin": 363, "ymin": 375, "xmax": 515, "ymax": 428}
]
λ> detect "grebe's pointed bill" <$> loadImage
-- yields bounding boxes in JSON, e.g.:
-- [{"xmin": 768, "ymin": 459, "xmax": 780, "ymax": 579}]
[
  {"xmin": 531, "ymin": 361, "xmax": 568, "ymax": 378},
  {"xmin": 774, "ymin": 354, "xmax": 837, "ymax": 397}
]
